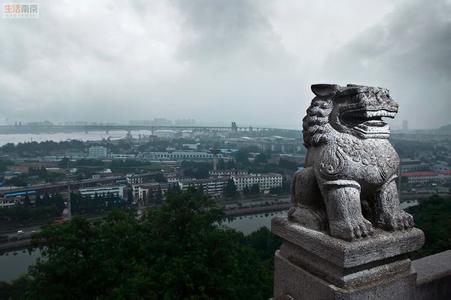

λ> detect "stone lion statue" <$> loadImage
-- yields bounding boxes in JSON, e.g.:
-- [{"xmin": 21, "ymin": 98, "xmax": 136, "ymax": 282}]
[{"xmin": 289, "ymin": 84, "xmax": 414, "ymax": 241}]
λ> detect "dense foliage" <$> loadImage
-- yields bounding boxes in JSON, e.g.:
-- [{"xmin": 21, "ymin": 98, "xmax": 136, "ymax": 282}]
[
  {"xmin": 0, "ymin": 160, "xmax": 14, "ymax": 172},
  {"xmin": 181, "ymin": 161, "xmax": 211, "ymax": 179},
  {"xmin": 0, "ymin": 194, "xmax": 65, "ymax": 227},
  {"xmin": 224, "ymin": 179, "xmax": 238, "ymax": 198},
  {"xmin": 0, "ymin": 192, "xmax": 133, "ymax": 228},
  {"xmin": 408, "ymin": 195, "xmax": 451, "ymax": 258},
  {"xmin": 7, "ymin": 191, "xmax": 280, "ymax": 299}
]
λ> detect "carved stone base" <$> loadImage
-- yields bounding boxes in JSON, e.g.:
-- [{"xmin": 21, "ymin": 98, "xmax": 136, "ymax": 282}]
[{"xmin": 272, "ymin": 217, "xmax": 425, "ymax": 299}]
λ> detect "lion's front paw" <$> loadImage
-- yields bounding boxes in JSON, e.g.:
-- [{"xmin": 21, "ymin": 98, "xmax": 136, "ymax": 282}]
[
  {"xmin": 377, "ymin": 210, "xmax": 414, "ymax": 231},
  {"xmin": 329, "ymin": 217, "xmax": 374, "ymax": 241}
]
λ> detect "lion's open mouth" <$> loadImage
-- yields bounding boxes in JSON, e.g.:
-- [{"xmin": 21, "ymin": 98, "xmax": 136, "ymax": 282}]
[{"xmin": 340, "ymin": 109, "xmax": 396, "ymax": 137}]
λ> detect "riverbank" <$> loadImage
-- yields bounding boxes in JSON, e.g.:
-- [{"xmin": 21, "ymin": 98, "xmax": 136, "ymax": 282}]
[
  {"xmin": 224, "ymin": 202, "xmax": 290, "ymax": 217},
  {"xmin": 0, "ymin": 239, "xmax": 33, "ymax": 254}
]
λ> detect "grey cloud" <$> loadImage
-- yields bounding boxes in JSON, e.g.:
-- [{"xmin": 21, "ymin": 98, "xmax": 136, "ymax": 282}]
[
  {"xmin": 325, "ymin": 0, "xmax": 451, "ymax": 128},
  {"xmin": 174, "ymin": 0, "xmax": 271, "ymax": 61},
  {"xmin": 0, "ymin": 0, "xmax": 448, "ymax": 129},
  {"xmin": 172, "ymin": 0, "xmax": 294, "ymax": 72}
]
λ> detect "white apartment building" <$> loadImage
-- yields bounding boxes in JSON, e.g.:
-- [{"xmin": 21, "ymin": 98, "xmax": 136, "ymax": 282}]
[
  {"xmin": 132, "ymin": 183, "xmax": 167, "ymax": 202},
  {"xmin": 401, "ymin": 171, "xmax": 451, "ymax": 186},
  {"xmin": 88, "ymin": 146, "xmax": 108, "ymax": 158},
  {"xmin": 178, "ymin": 178, "xmax": 229, "ymax": 198},
  {"xmin": 231, "ymin": 173, "xmax": 283, "ymax": 192},
  {"xmin": 79, "ymin": 186, "xmax": 125, "ymax": 199},
  {"xmin": 126, "ymin": 173, "xmax": 145, "ymax": 185}
]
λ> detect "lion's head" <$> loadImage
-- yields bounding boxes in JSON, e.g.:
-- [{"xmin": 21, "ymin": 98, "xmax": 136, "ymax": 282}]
[{"xmin": 302, "ymin": 84, "xmax": 399, "ymax": 148}]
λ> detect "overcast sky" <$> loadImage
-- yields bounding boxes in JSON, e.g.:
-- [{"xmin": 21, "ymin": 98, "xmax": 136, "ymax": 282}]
[{"xmin": 0, "ymin": 0, "xmax": 450, "ymax": 129}]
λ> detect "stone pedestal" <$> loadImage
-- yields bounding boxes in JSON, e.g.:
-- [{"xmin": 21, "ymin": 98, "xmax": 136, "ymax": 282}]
[{"xmin": 272, "ymin": 217, "xmax": 424, "ymax": 300}]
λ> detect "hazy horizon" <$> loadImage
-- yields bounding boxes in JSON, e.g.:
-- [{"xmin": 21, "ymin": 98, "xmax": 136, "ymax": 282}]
[{"xmin": 1, "ymin": 0, "xmax": 450, "ymax": 129}]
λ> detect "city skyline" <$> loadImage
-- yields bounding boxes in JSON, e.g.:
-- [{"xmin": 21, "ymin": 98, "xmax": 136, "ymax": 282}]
[{"xmin": 1, "ymin": 117, "xmax": 445, "ymax": 131}]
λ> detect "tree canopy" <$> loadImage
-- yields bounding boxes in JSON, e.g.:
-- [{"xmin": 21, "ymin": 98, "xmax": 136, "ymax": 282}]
[
  {"xmin": 18, "ymin": 190, "xmax": 278, "ymax": 299},
  {"xmin": 408, "ymin": 195, "xmax": 451, "ymax": 259}
]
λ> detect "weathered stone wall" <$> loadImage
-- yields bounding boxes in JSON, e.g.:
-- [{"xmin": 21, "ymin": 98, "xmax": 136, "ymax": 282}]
[{"xmin": 413, "ymin": 250, "xmax": 451, "ymax": 300}]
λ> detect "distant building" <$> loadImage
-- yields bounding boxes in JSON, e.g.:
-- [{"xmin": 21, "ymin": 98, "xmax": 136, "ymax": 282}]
[
  {"xmin": 153, "ymin": 130, "xmax": 177, "ymax": 138},
  {"xmin": 88, "ymin": 146, "xmax": 108, "ymax": 158},
  {"xmin": 111, "ymin": 153, "xmax": 136, "ymax": 159},
  {"xmin": 231, "ymin": 173, "xmax": 283, "ymax": 192},
  {"xmin": 231, "ymin": 122, "xmax": 238, "ymax": 133},
  {"xmin": 178, "ymin": 178, "xmax": 229, "ymax": 198},
  {"xmin": 181, "ymin": 130, "xmax": 193, "ymax": 138},
  {"xmin": 209, "ymin": 170, "xmax": 248, "ymax": 177},
  {"xmin": 402, "ymin": 120, "xmax": 409, "ymax": 131},
  {"xmin": 0, "ymin": 197, "xmax": 20, "ymax": 208},
  {"xmin": 226, "ymin": 136, "xmax": 300, "ymax": 154},
  {"xmin": 126, "ymin": 173, "xmax": 151, "ymax": 185},
  {"xmin": 401, "ymin": 171, "xmax": 451, "ymax": 186},
  {"xmin": 182, "ymin": 143, "xmax": 200, "ymax": 150},
  {"xmin": 431, "ymin": 162, "xmax": 449, "ymax": 172},
  {"xmin": 144, "ymin": 151, "xmax": 221, "ymax": 161},
  {"xmin": 132, "ymin": 182, "xmax": 171, "ymax": 202},
  {"xmin": 400, "ymin": 159, "xmax": 430, "ymax": 173},
  {"xmin": 401, "ymin": 171, "xmax": 439, "ymax": 185},
  {"xmin": 79, "ymin": 186, "xmax": 125, "ymax": 199}
]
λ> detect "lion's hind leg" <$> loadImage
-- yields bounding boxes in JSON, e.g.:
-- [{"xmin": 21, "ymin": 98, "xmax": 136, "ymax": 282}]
[
  {"xmin": 289, "ymin": 167, "xmax": 326, "ymax": 231},
  {"xmin": 375, "ymin": 178, "xmax": 414, "ymax": 231}
]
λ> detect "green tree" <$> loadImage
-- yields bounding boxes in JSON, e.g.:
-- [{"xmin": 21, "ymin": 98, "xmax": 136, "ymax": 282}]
[
  {"xmin": 254, "ymin": 153, "xmax": 268, "ymax": 164},
  {"xmin": 400, "ymin": 176, "xmax": 409, "ymax": 189},
  {"xmin": 250, "ymin": 183, "xmax": 260, "ymax": 195},
  {"xmin": 234, "ymin": 149, "xmax": 250, "ymax": 166},
  {"xmin": 245, "ymin": 227, "xmax": 282, "ymax": 260},
  {"xmin": 154, "ymin": 186, "xmax": 163, "ymax": 205},
  {"xmin": 23, "ymin": 195, "xmax": 31, "ymax": 207},
  {"xmin": 234, "ymin": 149, "xmax": 249, "ymax": 167},
  {"xmin": 224, "ymin": 179, "xmax": 238, "ymax": 198},
  {"xmin": 24, "ymin": 191, "xmax": 273, "ymax": 299},
  {"xmin": 5, "ymin": 175, "xmax": 28, "ymax": 187},
  {"xmin": 408, "ymin": 195, "xmax": 451, "ymax": 258},
  {"xmin": 278, "ymin": 158, "xmax": 298, "ymax": 172},
  {"xmin": 57, "ymin": 157, "xmax": 71, "ymax": 169},
  {"xmin": 181, "ymin": 161, "xmax": 211, "ymax": 179},
  {"xmin": 218, "ymin": 158, "xmax": 226, "ymax": 170},
  {"xmin": 0, "ymin": 159, "xmax": 13, "ymax": 172},
  {"xmin": 153, "ymin": 172, "xmax": 167, "ymax": 183}
]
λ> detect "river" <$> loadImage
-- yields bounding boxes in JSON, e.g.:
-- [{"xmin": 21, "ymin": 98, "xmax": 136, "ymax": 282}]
[
  {"xmin": 224, "ymin": 210, "xmax": 287, "ymax": 235},
  {"xmin": 0, "ymin": 249, "xmax": 41, "ymax": 282}
]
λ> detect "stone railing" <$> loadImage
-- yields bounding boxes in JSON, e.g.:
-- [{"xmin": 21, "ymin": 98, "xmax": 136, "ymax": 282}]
[
  {"xmin": 272, "ymin": 218, "xmax": 451, "ymax": 299},
  {"xmin": 413, "ymin": 250, "xmax": 451, "ymax": 300}
]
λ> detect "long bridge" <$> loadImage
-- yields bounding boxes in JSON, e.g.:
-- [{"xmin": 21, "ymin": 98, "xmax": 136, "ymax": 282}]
[{"xmin": 0, "ymin": 124, "xmax": 299, "ymax": 135}]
